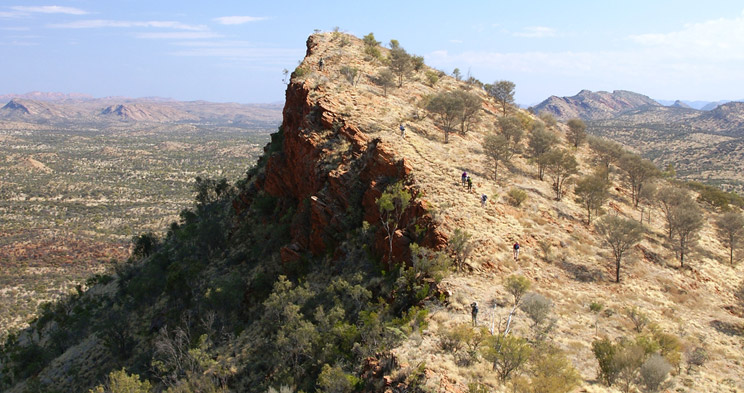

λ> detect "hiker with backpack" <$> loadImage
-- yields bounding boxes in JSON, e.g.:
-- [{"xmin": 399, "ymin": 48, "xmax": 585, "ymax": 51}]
[
  {"xmin": 471, "ymin": 302, "xmax": 479, "ymax": 326},
  {"xmin": 399, "ymin": 123, "xmax": 406, "ymax": 137},
  {"xmin": 467, "ymin": 176, "xmax": 473, "ymax": 192},
  {"xmin": 513, "ymin": 241, "xmax": 520, "ymax": 261},
  {"xmin": 481, "ymin": 193, "xmax": 487, "ymax": 207},
  {"xmin": 461, "ymin": 171, "xmax": 467, "ymax": 187}
]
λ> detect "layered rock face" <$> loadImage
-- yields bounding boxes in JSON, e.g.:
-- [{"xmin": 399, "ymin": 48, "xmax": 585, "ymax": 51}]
[{"xmin": 250, "ymin": 37, "xmax": 446, "ymax": 265}]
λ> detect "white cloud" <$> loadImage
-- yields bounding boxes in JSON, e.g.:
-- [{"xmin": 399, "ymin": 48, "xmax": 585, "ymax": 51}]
[
  {"xmin": 513, "ymin": 26, "xmax": 557, "ymax": 38},
  {"xmin": 136, "ymin": 32, "xmax": 223, "ymax": 39},
  {"xmin": 48, "ymin": 20, "xmax": 208, "ymax": 31},
  {"xmin": 10, "ymin": 6, "xmax": 88, "ymax": 15},
  {"xmin": 213, "ymin": 16, "xmax": 267, "ymax": 25},
  {"xmin": 628, "ymin": 12, "xmax": 744, "ymax": 61}
]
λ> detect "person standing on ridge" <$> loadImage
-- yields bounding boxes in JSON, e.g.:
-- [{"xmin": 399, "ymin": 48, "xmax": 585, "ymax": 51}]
[
  {"xmin": 513, "ymin": 241, "xmax": 520, "ymax": 261},
  {"xmin": 399, "ymin": 123, "xmax": 406, "ymax": 137},
  {"xmin": 318, "ymin": 57, "xmax": 324, "ymax": 71},
  {"xmin": 481, "ymin": 193, "xmax": 488, "ymax": 208},
  {"xmin": 471, "ymin": 302, "xmax": 479, "ymax": 326},
  {"xmin": 467, "ymin": 176, "xmax": 473, "ymax": 192},
  {"xmin": 461, "ymin": 171, "xmax": 467, "ymax": 187}
]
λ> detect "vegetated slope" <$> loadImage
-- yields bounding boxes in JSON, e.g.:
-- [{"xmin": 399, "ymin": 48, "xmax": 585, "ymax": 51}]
[{"xmin": 1, "ymin": 32, "xmax": 742, "ymax": 393}]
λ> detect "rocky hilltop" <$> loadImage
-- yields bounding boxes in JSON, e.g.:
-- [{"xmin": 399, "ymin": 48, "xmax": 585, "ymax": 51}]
[
  {"xmin": 533, "ymin": 89, "xmax": 661, "ymax": 120},
  {"xmin": 1, "ymin": 32, "xmax": 743, "ymax": 393},
  {"xmin": 100, "ymin": 103, "xmax": 199, "ymax": 122}
]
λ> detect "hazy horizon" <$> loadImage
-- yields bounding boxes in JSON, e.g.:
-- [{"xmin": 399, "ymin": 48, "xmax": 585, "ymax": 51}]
[{"xmin": 2, "ymin": 1, "xmax": 743, "ymax": 106}]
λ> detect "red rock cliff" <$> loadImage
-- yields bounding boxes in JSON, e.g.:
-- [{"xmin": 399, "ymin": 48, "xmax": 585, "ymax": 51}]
[{"xmin": 251, "ymin": 36, "xmax": 446, "ymax": 265}]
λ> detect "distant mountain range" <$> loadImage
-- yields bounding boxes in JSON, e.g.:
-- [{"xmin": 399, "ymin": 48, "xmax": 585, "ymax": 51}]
[
  {"xmin": 655, "ymin": 99, "xmax": 740, "ymax": 111},
  {"xmin": 533, "ymin": 90, "xmax": 743, "ymax": 121},
  {"xmin": 0, "ymin": 93, "xmax": 283, "ymax": 126},
  {"xmin": 534, "ymin": 89, "xmax": 744, "ymax": 191}
]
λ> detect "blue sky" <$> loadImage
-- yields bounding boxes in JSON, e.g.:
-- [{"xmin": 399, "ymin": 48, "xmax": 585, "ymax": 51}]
[{"xmin": 1, "ymin": 1, "xmax": 743, "ymax": 105}]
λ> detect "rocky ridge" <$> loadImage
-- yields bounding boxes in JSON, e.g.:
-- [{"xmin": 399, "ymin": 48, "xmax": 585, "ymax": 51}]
[
  {"xmin": 2, "ymin": 32, "xmax": 743, "ymax": 393},
  {"xmin": 533, "ymin": 89, "xmax": 661, "ymax": 120},
  {"xmin": 266, "ymin": 34, "xmax": 744, "ymax": 392}
]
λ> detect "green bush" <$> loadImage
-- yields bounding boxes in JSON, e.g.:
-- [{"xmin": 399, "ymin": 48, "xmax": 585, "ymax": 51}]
[
  {"xmin": 317, "ymin": 364, "xmax": 359, "ymax": 393},
  {"xmin": 425, "ymin": 70, "xmax": 439, "ymax": 86},
  {"xmin": 481, "ymin": 334, "xmax": 532, "ymax": 382},
  {"xmin": 89, "ymin": 368, "xmax": 152, "ymax": 393},
  {"xmin": 292, "ymin": 66, "xmax": 309, "ymax": 79},
  {"xmin": 507, "ymin": 188, "xmax": 528, "ymax": 207},
  {"xmin": 592, "ymin": 338, "xmax": 619, "ymax": 386}
]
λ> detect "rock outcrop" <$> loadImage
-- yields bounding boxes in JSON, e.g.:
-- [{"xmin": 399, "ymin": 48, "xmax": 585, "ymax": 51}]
[
  {"xmin": 100, "ymin": 103, "xmax": 199, "ymax": 122},
  {"xmin": 245, "ymin": 36, "xmax": 446, "ymax": 265}
]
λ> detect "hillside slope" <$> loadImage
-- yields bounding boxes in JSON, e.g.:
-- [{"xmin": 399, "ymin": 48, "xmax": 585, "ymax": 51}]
[{"xmin": 1, "ymin": 32, "xmax": 742, "ymax": 393}]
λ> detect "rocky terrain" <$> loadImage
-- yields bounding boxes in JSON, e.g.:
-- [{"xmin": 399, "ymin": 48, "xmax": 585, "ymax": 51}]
[{"xmin": 1, "ymin": 32, "xmax": 743, "ymax": 393}]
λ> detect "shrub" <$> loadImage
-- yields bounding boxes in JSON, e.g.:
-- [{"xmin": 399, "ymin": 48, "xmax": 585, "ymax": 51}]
[
  {"xmin": 424, "ymin": 70, "xmax": 439, "ymax": 86},
  {"xmin": 639, "ymin": 354, "xmax": 671, "ymax": 392},
  {"xmin": 519, "ymin": 293, "xmax": 552, "ymax": 329},
  {"xmin": 504, "ymin": 275, "xmax": 530, "ymax": 306},
  {"xmin": 438, "ymin": 323, "xmax": 469, "ymax": 353},
  {"xmin": 292, "ymin": 66, "xmax": 309, "ymax": 79},
  {"xmin": 592, "ymin": 338, "xmax": 619, "ymax": 386},
  {"xmin": 89, "ymin": 368, "xmax": 152, "ymax": 393},
  {"xmin": 537, "ymin": 239, "xmax": 552, "ymax": 262},
  {"xmin": 131, "ymin": 232, "xmax": 159, "ymax": 259},
  {"xmin": 685, "ymin": 346, "xmax": 708, "ymax": 373},
  {"xmin": 507, "ymin": 187, "xmax": 528, "ymax": 207},
  {"xmin": 625, "ymin": 306, "xmax": 650, "ymax": 333},
  {"xmin": 448, "ymin": 228, "xmax": 473, "ymax": 272},
  {"xmin": 614, "ymin": 344, "xmax": 645, "ymax": 393},
  {"xmin": 481, "ymin": 334, "xmax": 532, "ymax": 382},
  {"xmin": 340, "ymin": 66, "xmax": 358, "ymax": 85},
  {"xmin": 411, "ymin": 55, "xmax": 425, "ymax": 71},
  {"xmin": 518, "ymin": 345, "xmax": 581, "ymax": 393},
  {"xmin": 317, "ymin": 364, "xmax": 359, "ymax": 393},
  {"xmin": 538, "ymin": 112, "xmax": 557, "ymax": 128}
]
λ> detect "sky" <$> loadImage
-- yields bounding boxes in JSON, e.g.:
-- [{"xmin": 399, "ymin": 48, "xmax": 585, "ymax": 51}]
[{"xmin": 1, "ymin": 1, "xmax": 743, "ymax": 106}]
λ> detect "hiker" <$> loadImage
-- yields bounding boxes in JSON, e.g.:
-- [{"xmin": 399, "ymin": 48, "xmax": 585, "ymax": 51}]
[
  {"xmin": 471, "ymin": 302, "xmax": 479, "ymax": 326},
  {"xmin": 513, "ymin": 241, "xmax": 520, "ymax": 261},
  {"xmin": 399, "ymin": 123, "xmax": 406, "ymax": 137},
  {"xmin": 318, "ymin": 57, "xmax": 324, "ymax": 70},
  {"xmin": 461, "ymin": 171, "xmax": 467, "ymax": 187},
  {"xmin": 481, "ymin": 193, "xmax": 488, "ymax": 207},
  {"xmin": 467, "ymin": 176, "xmax": 473, "ymax": 192}
]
